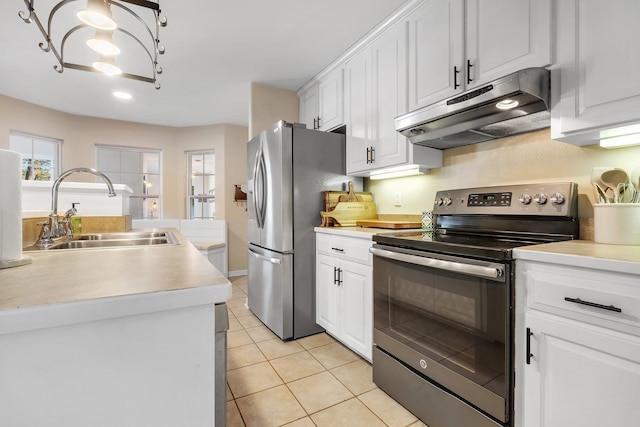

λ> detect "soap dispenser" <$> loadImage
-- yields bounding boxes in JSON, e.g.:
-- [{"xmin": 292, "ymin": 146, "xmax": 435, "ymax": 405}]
[{"xmin": 70, "ymin": 202, "xmax": 82, "ymax": 238}]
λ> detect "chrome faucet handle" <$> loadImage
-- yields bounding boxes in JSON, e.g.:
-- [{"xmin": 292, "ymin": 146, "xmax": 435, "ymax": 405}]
[
  {"xmin": 59, "ymin": 219, "xmax": 73, "ymax": 239},
  {"xmin": 36, "ymin": 221, "xmax": 53, "ymax": 247}
]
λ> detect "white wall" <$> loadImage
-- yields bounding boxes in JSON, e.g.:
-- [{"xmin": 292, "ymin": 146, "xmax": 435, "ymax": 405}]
[{"xmin": 249, "ymin": 83, "xmax": 300, "ymax": 139}]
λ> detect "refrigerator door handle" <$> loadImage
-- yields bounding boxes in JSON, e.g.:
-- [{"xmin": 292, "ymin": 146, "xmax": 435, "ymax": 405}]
[
  {"xmin": 248, "ymin": 247, "xmax": 282, "ymax": 265},
  {"xmin": 256, "ymin": 150, "xmax": 267, "ymax": 228},
  {"xmin": 252, "ymin": 148, "xmax": 266, "ymax": 229}
]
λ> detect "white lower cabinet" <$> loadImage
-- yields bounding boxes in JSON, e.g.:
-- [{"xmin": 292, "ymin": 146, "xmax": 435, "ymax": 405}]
[
  {"xmin": 316, "ymin": 232, "xmax": 373, "ymax": 361},
  {"xmin": 522, "ymin": 312, "xmax": 640, "ymax": 427},
  {"xmin": 515, "ymin": 254, "xmax": 640, "ymax": 427}
]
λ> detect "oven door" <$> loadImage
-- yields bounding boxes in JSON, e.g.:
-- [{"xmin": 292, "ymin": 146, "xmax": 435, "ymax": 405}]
[{"xmin": 371, "ymin": 244, "xmax": 511, "ymax": 424}]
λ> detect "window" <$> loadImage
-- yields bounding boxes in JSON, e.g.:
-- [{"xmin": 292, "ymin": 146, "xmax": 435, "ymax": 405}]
[
  {"xmin": 187, "ymin": 151, "xmax": 215, "ymax": 219},
  {"xmin": 96, "ymin": 145, "xmax": 161, "ymax": 219},
  {"xmin": 9, "ymin": 132, "xmax": 61, "ymax": 181}
]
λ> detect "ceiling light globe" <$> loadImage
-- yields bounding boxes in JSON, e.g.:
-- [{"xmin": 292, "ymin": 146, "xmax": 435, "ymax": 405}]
[
  {"xmin": 77, "ymin": 0, "xmax": 117, "ymax": 31},
  {"xmin": 87, "ymin": 31, "xmax": 120, "ymax": 55},
  {"xmin": 93, "ymin": 56, "xmax": 122, "ymax": 76}
]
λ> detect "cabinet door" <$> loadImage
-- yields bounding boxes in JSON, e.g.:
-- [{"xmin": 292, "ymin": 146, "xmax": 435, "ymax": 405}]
[
  {"xmin": 522, "ymin": 313, "xmax": 640, "ymax": 427},
  {"xmin": 299, "ymin": 85, "xmax": 319, "ymax": 130},
  {"xmin": 553, "ymin": 0, "xmax": 640, "ymax": 141},
  {"xmin": 407, "ymin": 0, "xmax": 465, "ymax": 110},
  {"xmin": 345, "ymin": 50, "xmax": 372, "ymax": 175},
  {"xmin": 340, "ymin": 259, "xmax": 373, "ymax": 361},
  {"xmin": 318, "ymin": 68, "xmax": 344, "ymax": 131},
  {"xmin": 316, "ymin": 254, "xmax": 340, "ymax": 334},
  {"xmin": 370, "ymin": 20, "xmax": 409, "ymax": 170},
  {"xmin": 465, "ymin": 0, "xmax": 551, "ymax": 87}
]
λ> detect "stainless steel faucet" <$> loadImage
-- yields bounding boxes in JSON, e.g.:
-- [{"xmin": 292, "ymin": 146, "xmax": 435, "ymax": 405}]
[{"xmin": 44, "ymin": 167, "xmax": 117, "ymax": 242}]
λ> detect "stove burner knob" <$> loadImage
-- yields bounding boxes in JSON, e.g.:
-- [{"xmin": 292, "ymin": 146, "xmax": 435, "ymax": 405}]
[
  {"xmin": 434, "ymin": 198, "xmax": 444, "ymax": 206},
  {"xmin": 550, "ymin": 192, "xmax": 566, "ymax": 205},
  {"xmin": 518, "ymin": 194, "xmax": 532, "ymax": 205},
  {"xmin": 533, "ymin": 193, "xmax": 548, "ymax": 205},
  {"xmin": 443, "ymin": 197, "xmax": 452, "ymax": 206}
]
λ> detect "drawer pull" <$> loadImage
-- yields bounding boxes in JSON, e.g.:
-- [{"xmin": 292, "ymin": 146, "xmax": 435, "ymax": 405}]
[
  {"xmin": 331, "ymin": 247, "xmax": 345, "ymax": 253},
  {"xmin": 526, "ymin": 328, "xmax": 533, "ymax": 365},
  {"xmin": 564, "ymin": 297, "xmax": 622, "ymax": 313}
]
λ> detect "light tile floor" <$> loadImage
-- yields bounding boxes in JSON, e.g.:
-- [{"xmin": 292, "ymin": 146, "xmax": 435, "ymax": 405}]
[{"xmin": 226, "ymin": 276, "xmax": 428, "ymax": 427}]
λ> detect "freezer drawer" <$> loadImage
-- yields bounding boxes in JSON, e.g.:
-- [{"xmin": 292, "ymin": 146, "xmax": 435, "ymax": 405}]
[{"xmin": 247, "ymin": 244, "xmax": 293, "ymax": 340}]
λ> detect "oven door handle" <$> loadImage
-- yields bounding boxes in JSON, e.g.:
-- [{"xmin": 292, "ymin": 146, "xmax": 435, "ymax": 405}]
[{"xmin": 369, "ymin": 247, "xmax": 504, "ymax": 280}]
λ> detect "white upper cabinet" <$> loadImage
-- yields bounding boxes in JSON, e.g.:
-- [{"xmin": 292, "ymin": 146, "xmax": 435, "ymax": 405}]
[
  {"xmin": 370, "ymin": 20, "xmax": 410, "ymax": 170},
  {"xmin": 407, "ymin": 0, "xmax": 551, "ymax": 111},
  {"xmin": 299, "ymin": 85, "xmax": 319, "ymax": 131},
  {"xmin": 465, "ymin": 0, "xmax": 551, "ymax": 87},
  {"xmin": 345, "ymin": 50, "xmax": 371, "ymax": 174},
  {"xmin": 346, "ymin": 20, "xmax": 415, "ymax": 175},
  {"xmin": 318, "ymin": 68, "xmax": 344, "ymax": 131},
  {"xmin": 407, "ymin": 0, "xmax": 464, "ymax": 110},
  {"xmin": 552, "ymin": 0, "xmax": 640, "ymax": 145},
  {"xmin": 298, "ymin": 68, "xmax": 344, "ymax": 131}
]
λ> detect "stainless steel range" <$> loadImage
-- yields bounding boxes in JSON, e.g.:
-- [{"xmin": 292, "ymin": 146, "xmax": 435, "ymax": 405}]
[{"xmin": 371, "ymin": 182, "xmax": 579, "ymax": 427}]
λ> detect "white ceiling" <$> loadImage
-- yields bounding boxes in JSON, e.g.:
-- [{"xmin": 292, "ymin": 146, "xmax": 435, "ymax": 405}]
[{"xmin": 0, "ymin": 0, "xmax": 407, "ymax": 128}]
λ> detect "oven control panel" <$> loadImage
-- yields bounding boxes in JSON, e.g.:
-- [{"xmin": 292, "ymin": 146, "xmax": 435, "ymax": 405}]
[
  {"xmin": 433, "ymin": 182, "xmax": 578, "ymax": 216},
  {"xmin": 467, "ymin": 192, "xmax": 512, "ymax": 207}
]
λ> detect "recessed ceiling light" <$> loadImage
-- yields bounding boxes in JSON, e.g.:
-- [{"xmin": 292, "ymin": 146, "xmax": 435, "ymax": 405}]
[{"xmin": 113, "ymin": 91, "xmax": 132, "ymax": 100}]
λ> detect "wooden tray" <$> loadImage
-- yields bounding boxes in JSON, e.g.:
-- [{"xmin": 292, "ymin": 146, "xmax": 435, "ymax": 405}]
[
  {"xmin": 355, "ymin": 220, "xmax": 421, "ymax": 229},
  {"xmin": 320, "ymin": 201, "xmax": 378, "ymax": 226},
  {"xmin": 322, "ymin": 190, "xmax": 373, "ymax": 226}
]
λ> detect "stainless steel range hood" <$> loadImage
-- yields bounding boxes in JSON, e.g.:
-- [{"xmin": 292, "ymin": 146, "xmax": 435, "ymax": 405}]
[{"xmin": 395, "ymin": 67, "xmax": 550, "ymax": 149}]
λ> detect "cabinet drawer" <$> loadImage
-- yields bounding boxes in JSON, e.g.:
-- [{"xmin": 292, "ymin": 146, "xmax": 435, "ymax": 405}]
[
  {"xmin": 523, "ymin": 262, "xmax": 640, "ymax": 336},
  {"xmin": 316, "ymin": 233, "xmax": 372, "ymax": 265}
]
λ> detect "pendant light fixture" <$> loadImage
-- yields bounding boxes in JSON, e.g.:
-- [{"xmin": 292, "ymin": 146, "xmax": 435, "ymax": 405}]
[{"xmin": 19, "ymin": 0, "xmax": 166, "ymax": 89}]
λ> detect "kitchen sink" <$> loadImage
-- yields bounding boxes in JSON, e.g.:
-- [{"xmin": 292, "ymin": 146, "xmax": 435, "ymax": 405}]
[
  {"xmin": 24, "ymin": 231, "xmax": 179, "ymax": 251},
  {"xmin": 78, "ymin": 231, "xmax": 169, "ymax": 241}
]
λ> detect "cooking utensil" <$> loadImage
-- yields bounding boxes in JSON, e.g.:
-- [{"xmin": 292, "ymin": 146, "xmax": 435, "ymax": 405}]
[
  {"xmin": 631, "ymin": 167, "xmax": 640, "ymax": 202},
  {"xmin": 600, "ymin": 168, "xmax": 629, "ymax": 193},
  {"xmin": 591, "ymin": 167, "xmax": 616, "ymax": 202},
  {"xmin": 614, "ymin": 182, "xmax": 635, "ymax": 203},
  {"xmin": 593, "ymin": 183, "xmax": 609, "ymax": 204}
]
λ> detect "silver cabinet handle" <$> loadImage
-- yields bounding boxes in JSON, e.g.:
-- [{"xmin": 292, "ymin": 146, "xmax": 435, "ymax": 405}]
[
  {"xmin": 249, "ymin": 248, "xmax": 281, "ymax": 265},
  {"xmin": 369, "ymin": 247, "xmax": 504, "ymax": 280}
]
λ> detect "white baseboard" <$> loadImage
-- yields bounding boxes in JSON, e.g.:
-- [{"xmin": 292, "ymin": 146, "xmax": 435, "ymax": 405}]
[{"xmin": 228, "ymin": 269, "xmax": 247, "ymax": 277}]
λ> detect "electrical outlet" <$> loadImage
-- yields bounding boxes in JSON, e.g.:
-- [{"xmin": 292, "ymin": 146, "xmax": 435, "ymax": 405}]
[{"xmin": 395, "ymin": 191, "xmax": 402, "ymax": 206}]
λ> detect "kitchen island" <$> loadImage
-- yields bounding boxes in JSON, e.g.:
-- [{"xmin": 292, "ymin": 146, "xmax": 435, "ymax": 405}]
[{"xmin": 0, "ymin": 229, "xmax": 231, "ymax": 427}]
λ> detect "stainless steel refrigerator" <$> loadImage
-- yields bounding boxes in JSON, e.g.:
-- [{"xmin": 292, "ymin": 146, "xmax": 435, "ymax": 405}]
[{"xmin": 247, "ymin": 121, "xmax": 361, "ymax": 340}]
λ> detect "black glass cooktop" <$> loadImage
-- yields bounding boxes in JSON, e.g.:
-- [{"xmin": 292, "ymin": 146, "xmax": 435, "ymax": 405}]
[{"xmin": 373, "ymin": 230, "xmax": 559, "ymax": 261}]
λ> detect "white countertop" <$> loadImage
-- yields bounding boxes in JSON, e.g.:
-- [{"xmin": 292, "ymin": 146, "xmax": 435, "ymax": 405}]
[
  {"xmin": 314, "ymin": 226, "xmax": 422, "ymax": 239},
  {"xmin": 514, "ymin": 240, "xmax": 640, "ymax": 275},
  {"xmin": 0, "ymin": 229, "xmax": 231, "ymax": 334}
]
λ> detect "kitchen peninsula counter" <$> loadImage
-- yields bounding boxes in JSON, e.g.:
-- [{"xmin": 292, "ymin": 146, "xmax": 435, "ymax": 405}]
[
  {"xmin": 0, "ymin": 229, "xmax": 230, "ymax": 427},
  {"xmin": 1, "ymin": 228, "xmax": 229, "ymax": 312}
]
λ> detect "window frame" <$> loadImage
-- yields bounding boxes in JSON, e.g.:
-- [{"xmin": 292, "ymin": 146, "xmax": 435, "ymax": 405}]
[
  {"xmin": 9, "ymin": 130, "xmax": 62, "ymax": 181},
  {"xmin": 96, "ymin": 144, "xmax": 163, "ymax": 219},
  {"xmin": 186, "ymin": 150, "xmax": 216, "ymax": 220}
]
